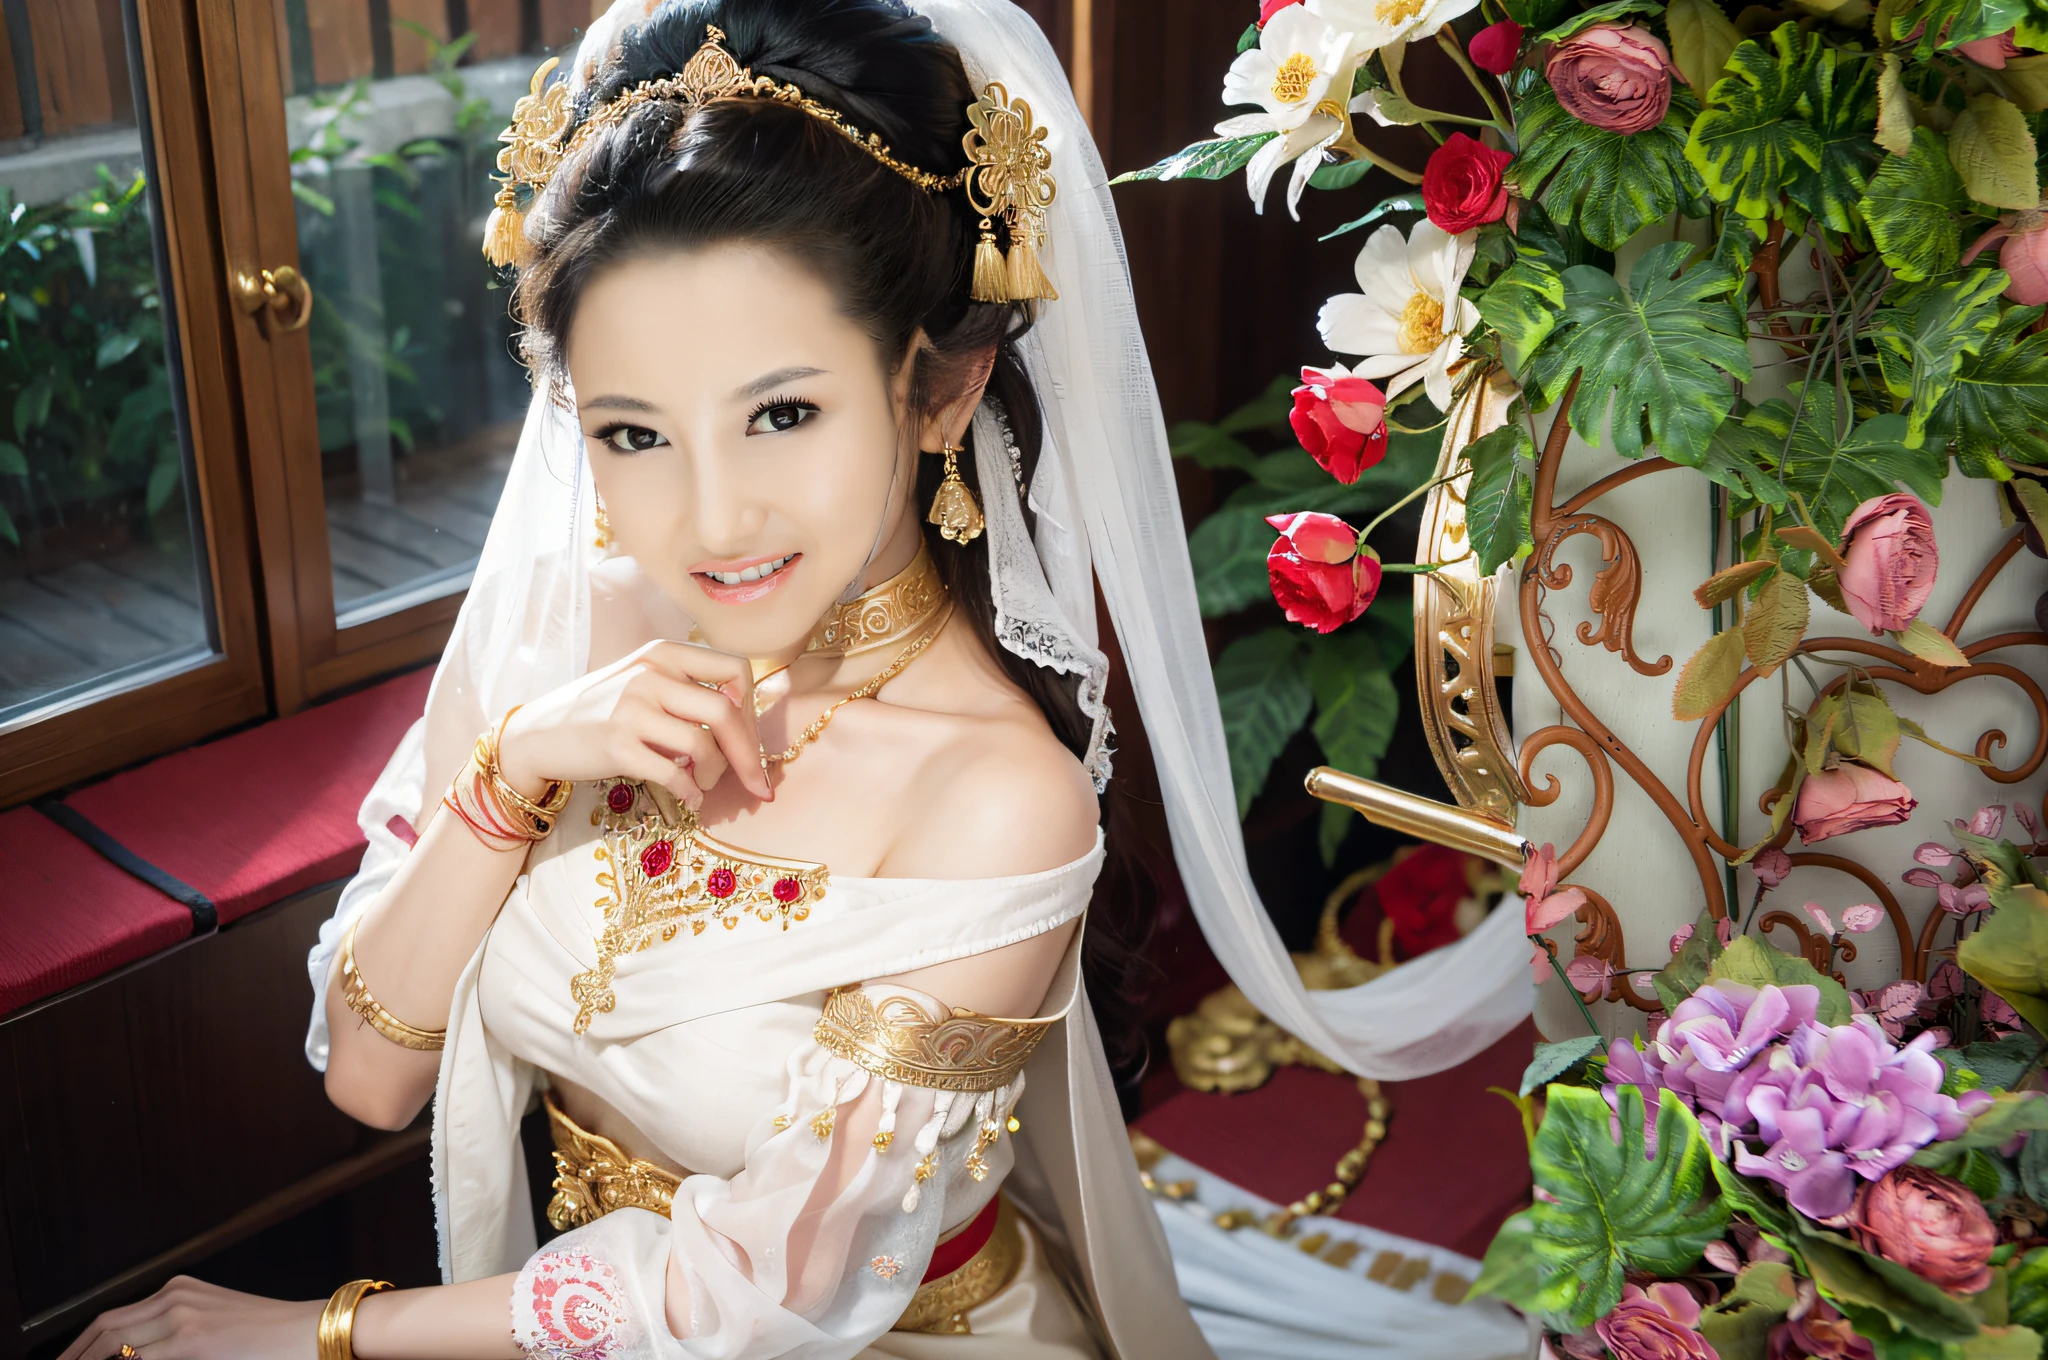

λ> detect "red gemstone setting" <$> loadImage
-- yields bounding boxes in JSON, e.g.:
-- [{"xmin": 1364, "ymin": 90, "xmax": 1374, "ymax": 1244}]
[
  {"xmin": 639, "ymin": 839, "xmax": 675, "ymax": 879},
  {"xmin": 705, "ymin": 867, "xmax": 737, "ymax": 899},
  {"xmin": 772, "ymin": 876, "xmax": 803, "ymax": 904},
  {"xmin": 606, "ymin": 783, "xmax": 635, "ymax": 813}
]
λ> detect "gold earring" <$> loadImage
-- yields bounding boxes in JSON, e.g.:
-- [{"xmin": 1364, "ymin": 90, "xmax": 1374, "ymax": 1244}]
[
  {"xmin": 927, "ymin": 442, "xmax": 984, "ymax": 544},
  {"xmin": 594, "ymin": 496, "xmax": 613, "ymax": 551}
]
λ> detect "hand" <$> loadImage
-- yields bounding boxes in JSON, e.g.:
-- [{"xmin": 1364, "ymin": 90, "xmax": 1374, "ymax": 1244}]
[
  {"xmin": 57, "ymin": 1277, "xmax": 321, "ymax": 1360},
  {"xmin": 496, "ymin": 639, "xmax": 771, "ymax": 810}
]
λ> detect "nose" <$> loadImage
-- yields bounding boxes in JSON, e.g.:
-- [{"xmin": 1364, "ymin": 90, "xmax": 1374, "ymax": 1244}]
[{"xmin": 683, "ymin": 436, "xmax": 768, "ymax": 552}]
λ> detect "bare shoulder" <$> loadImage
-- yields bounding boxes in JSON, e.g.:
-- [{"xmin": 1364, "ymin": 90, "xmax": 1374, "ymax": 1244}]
[{"xmin": 880, "ymin": 699, "xmax": 1099, "ymax": 882}]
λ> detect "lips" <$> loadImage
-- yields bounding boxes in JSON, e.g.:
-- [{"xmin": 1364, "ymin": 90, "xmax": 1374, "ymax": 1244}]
[{"xmin": 691, "ymin": 552, "xmax": 801, "ymax": 604}]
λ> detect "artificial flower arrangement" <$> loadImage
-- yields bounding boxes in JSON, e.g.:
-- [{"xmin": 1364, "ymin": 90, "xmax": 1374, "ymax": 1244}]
[{"xmin": 1117, "ymin": 0, "xmax": 2048, "ymax": 1351}]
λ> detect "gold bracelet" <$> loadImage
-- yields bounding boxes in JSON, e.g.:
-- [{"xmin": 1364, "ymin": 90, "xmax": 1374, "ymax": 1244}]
[
  {"xmin": 340, "ymin": 922, "xmax": 446, "ymax": 1051},
  {"xmin": 317, "ymin": 1279, "xmax": 391, "ymax": 1360},
  {"xmin": 480, "ymin": 706, "xmax": 570, "ymax": 837}
]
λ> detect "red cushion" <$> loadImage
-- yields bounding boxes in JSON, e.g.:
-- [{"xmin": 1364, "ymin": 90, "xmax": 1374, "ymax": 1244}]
[
  {"xmin": 1135, "ymin": 1018, "xmax": 1536, "ymax": 1260},
  {"xmin": 61, "ymin": 667, "xmax": 432, "ymax": 926},
  {"xmin": 0, "ymin": 806, "xmax": 194, "ymax": 1014}
]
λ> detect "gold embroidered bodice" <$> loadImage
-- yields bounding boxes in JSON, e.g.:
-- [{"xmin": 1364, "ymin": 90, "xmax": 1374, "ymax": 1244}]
[{"xmin": 544, "ymin": 1092, "xmax": 683, "ymax": 1231}]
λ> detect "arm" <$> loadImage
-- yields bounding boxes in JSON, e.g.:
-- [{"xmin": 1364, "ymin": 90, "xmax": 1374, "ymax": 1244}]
[{"xmin": 325, "ymin": 638, "xmax": 773, "ymax": 1130}]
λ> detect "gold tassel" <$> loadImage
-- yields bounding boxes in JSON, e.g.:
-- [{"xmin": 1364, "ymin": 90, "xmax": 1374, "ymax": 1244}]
[
  {"xmin": 970, "ymin": 221, "xmax": 1008, "ymax": 302},
  {"xmin": 482, "ymin": 185, "xmax": 528, "ymax": 267},
  {"xmin": 1004, "ymin": 224, "xmax": 1057, "ymax": 302}
]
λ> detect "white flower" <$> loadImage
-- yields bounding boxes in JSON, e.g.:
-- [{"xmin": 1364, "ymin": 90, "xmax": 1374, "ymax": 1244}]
[
  {"xmin": 1223, "ymin": 6, "xmax": 1354, "ymax": 131},
  {"xmin": 1308, "ymin": 0, "xmax": 1480, "ymax": 51},
  {"xmin": 1317, "ymin": 220, "xmax": 1481, "ymax": 409}
]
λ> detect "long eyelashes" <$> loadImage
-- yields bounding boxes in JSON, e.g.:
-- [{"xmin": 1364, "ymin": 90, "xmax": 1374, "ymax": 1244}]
[
  {"xmin": 592, "ymin": 422, "xmax": 667, "ymax": 453},
  {"xmin": 746, "ymin": 396, "xmax": 820, "ymax": 435}
]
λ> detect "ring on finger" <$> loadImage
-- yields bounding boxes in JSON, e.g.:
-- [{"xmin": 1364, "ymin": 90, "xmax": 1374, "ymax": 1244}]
[{"xmin": 103, "ymin": 1347, "xmax": 139, "ymax": 1360}]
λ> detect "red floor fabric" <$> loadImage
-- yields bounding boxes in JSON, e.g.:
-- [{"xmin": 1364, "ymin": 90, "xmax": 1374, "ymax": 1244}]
[
  {"xmin": 61, "ymin": 667, "xmax": 432, "ymax": 926},
  {"xmin": 1135, "ymin": 1018, "xmax": 1536, "ymax": 1261},
  {"xmin": 0, "ymin": 806, "xmax": 194, "ymax": 1014}
]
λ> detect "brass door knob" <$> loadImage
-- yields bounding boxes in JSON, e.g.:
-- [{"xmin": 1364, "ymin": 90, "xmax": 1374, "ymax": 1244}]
[{"xmin": 233, "ymin": 264, "xmax": 314, "ymax": 332}]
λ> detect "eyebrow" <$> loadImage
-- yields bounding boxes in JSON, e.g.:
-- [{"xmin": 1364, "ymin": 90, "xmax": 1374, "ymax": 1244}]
[
  {"xmin": 578, "ymin": 394, "xmax": 660, "ymax": 413},
  {"xmin": 735, "ymin": 366, "xmax": 827, "ymax": 400}
]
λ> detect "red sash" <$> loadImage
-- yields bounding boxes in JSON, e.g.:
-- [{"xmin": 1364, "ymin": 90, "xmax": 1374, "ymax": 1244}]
[{"xmin": 922, "ymin": 1195, "xmax": 1000, "ymax": 1282}]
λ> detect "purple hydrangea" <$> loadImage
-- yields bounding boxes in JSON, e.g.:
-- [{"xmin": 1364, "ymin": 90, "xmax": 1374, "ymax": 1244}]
[{"xmin": 1605, "ymin": 981, "xmax": 1991, "ymax": 1219}]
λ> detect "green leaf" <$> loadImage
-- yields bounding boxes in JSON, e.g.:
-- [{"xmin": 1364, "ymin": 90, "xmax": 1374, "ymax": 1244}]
[
  {"xmin": 1963, "ymin": 1325, "xmax": 2045, "ymax": 1359},
  {"xmin": 0, "ymin": 500, "xmax": 16, "ymax": 549},
  {"xmin": 1737, "ymin": 388, "xmax": 1946, "ymax": 541},
  {"xmin": 1510, "ymin": 84, "xmax": 1701, "ymax": 251},
  {"xmin": 1785, "ymin": 44, "xmax": 1879, "ymax": 234},
  {"xmin": 1169, "ymin": 421, "xmax": 1262, "ymax": 472},
  {"xmin": 1931, "ymin": 306, "xmax": 2048, "ymax": 470},
  {"xmin": 1477, "ymin": 258, "xmax": 1566, "ymax": 383},
  {"xmin": 1677, "ymin": 413, "xmax": 1794, "ymax": 508},
  {"xmin": 1668, "ymin": 0, "xmax": 1742, "ymax": 92},
  {"xmin": 1218, "ymin": 373, "xmax": 1299, "ymax": 436},
  {"xmin": 1237, "ymin": 20, "xmax": 1260, "ymax": 52},
  {"xmin": 1501, "ymin": 0, "xmax": 1579, "ymax": 27},
  {"xmin": 1701, "ymin": 1261, "xmax": 1798, "ymax": 1359},
  {"xmin": 1874, "ymin": 269, "xmax": 2008, "ymax": 446},
  {"xmin": 1937, "ymin": 1035, "xmax": 2042, "ymax": 1093},
  {"xmin": 1792, "ymin": 1220, "xmax": 1983, "ymax": 1343},
  {"xmin": 1307, "ymin": 157, "xmax": 1374, "ymax": 192},
  {"xmin": 1307, "ymin": 624, "xmax": 1402, "ymax": 787},
  {"xmin": 94, "ymin": 330, "xmax": 141, "ymax": 370},
  {"xmin": 1859, "ymin": 127, "xmax": 1967, "ymax": 282},
  {"xmin": 0, "ymin": 441, "xmax": 24, "ymax": 477},
  {"xmin": 2010, "ymin": 1247, "xmax": 2048, "ymax": 1335},
  {"xmin": 1538, "ymin": 241, "xmax": 1753, "ymax": 465},
  {"xmin": 1686, "ymin": 26, "xmax": 1822, "ymax": 221},
  {"xmin": 1653, "ymin": 909, "xmax": 1725, "ymax": 1012},
  {"xmin": 1213, "ymin": 629, "xmax": 1313, "ymax": 819},
  {"xmin": 1708, "ymin": 935, "xmax": 1854, "ymax": 1024},
  {"xmin": 13, "ymin": 372, "xmax": 51, "ymax": 442},
  {"xmin": 1960, "ymin": 881, "xmax": 2048, "ymax": 1035},
  {"xmin": 1187, "ymin": 508, "xmax": 1277, "ymax": 618},
  {"xmin": 1319, "ymin": 192, "xmax": 1425, "ymax": 242},
  {"xmin": 1537, "ymin": 0, "xmax": 1664, "ymax": 41},
  {"xmin": 1950, "ymin": 93, "xmax": 2040, "ymax": 209},
  {"xmin": 1470, "ymin": 1085, "xmax": 1730, "ymax": 1328},
  {"xmin": 144, "ymin": 454, "xmax": 181, "ymax": 516},
  {"xmin": 1465, "ymin": 422, "xmax": 1536, "ymax": 576},
  {"xmin": 1113, "ymin": 133, "xmax": 1275, "ymax": 184},
  {"xmin": 1891, "ymin": 0, "xmax": 2035, "ymax": 56},
  {"xmin": 1913, "ymin": 1091, "xmax": 2048, "ymax": 1166},
  {"xmin": 1521, "ymin": 1035, "xmax": 1605, "ymax": 1096},
  {"xmin": 1833, "ymin": 688, "xmax": 1903, "ymax": 776},
  {"xmin": 1877, "ymin": 52, "xmax": 1915, "ymax": 156}
]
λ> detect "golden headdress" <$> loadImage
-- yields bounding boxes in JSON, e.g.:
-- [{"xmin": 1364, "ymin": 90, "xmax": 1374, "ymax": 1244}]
[{"xmin": 482, "ymin": 25, "xmax": 1057, "ymax": 303}]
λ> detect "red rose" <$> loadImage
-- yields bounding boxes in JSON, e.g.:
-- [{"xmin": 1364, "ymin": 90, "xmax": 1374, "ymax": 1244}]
[
  {"xmin": 1468, "ymin": 19, "xmax": 1524, "ymax": 75},
  {"xmin": 1851, "ymin": 1166, "xmax": 1997, "ymax": 1293},
  {"xmin": 1265, "ymin": 511, "xmax": 1379, "ymax": 633},
  {"xmin": 1375, "ymin": 845, "xmax": 1478, "ymax": 956},
  {"xmin": 1289, "ymin": 365, "xmax": 1387, "ymax": 483},
  {"xmin": 1422, "ymin": 133, "xmax": 1514, "ymax": 234},
  {"xmin": 1793, "ymin": 763, "xmax": 1917, "ymax": 845},
  {"xmin": 1546, "ymin": 24, "xmax": 1679, "ymax": 135},
  {"xmin": 1257, "ymin": 0, "xmax": 1300, "ymax": 26}
]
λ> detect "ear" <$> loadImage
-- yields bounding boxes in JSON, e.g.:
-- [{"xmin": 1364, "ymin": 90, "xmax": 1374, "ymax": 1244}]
[{"xmin": 915, "ymin": 341, "xmax": 999, "ymax": 453}]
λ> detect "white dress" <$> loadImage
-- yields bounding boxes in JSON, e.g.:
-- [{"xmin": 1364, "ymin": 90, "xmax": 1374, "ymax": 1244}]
[{"xmin": 418, "ymin": 778, "xmax": 1198, "ymax": 1359}]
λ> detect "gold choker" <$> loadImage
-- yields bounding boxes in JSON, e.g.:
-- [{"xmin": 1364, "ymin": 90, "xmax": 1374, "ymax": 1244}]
[{"xmin": 806, "ymin": 545, "xmax": 946, "ymax": 658}]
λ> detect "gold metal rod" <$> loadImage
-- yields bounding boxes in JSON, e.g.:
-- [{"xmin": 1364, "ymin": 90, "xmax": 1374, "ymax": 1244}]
[{"xmin": 1303, "ymin": 767, "xmax": 1530, "ymax": 869}]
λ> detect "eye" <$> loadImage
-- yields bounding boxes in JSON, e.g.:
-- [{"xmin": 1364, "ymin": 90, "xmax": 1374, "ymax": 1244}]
[
  {"xmin": 594, "ymin": 424, "xmax": 668, "ymax": 454},
  {"xmin": 745, "ymin": 398, "xmax": 819, "ymax": 436}
]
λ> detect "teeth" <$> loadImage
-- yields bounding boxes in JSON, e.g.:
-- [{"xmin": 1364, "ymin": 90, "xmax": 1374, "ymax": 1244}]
[{"xmin": 706, "ymin": 555, "xmax": 790, "ymax": 587}]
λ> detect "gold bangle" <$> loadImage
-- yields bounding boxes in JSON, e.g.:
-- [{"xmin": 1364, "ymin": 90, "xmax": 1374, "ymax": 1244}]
[
  {"xmin": 340, "ymin": 922, "xmax": 446, "ymax": 1051},
  {"xmin": 317, "ymin": 1279, "xmax": 391, "ymax": 1360},
  {"xmin": 480, "ymin": 706, "xmax": 570, "ymax": 837}
]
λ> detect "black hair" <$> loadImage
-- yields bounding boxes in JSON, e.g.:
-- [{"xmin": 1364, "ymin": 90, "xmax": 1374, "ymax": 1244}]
[{"xmin": 512, "ymin": 0, "xmax": 1152, "ymax": 1079}]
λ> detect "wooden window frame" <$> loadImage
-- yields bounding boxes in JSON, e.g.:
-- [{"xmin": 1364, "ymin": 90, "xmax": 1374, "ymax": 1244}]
[{"xmin": 0, "ymin": 0, "xmax": 270, "ymax": 805}]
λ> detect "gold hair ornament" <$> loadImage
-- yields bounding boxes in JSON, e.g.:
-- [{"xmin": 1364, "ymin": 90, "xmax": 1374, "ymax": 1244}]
[
  {"xmin": 962, "ymin": 82, "xmax": 1058, "ymax": 302},
  {"xmin": 483, "ymin": 27, "xmax": 968, "ymax": 267}
]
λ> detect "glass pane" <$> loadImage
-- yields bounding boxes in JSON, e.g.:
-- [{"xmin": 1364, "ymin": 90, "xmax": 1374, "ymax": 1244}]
[
  {"xmin": 0, "ymin": 0, "xmax": 214, "ymax": 725},
  {"xmin": 278, "ymin": 1, "xmax": 565, "ymax": 627}
]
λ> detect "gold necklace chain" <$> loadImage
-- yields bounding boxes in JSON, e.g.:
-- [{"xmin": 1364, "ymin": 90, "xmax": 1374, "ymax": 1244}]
[{"xmin": 762, "ymin": 602, "xmax": 955, "ymax": 767}]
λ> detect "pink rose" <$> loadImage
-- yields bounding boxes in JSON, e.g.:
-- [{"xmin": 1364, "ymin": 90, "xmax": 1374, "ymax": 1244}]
[
  {"xmin": 1957, "ymin": 29, "xmax": 2021, "ymax": 68},
  {"xmin": 1265, "ymin": 512, "xmax": 1380, "ymax": 633},
  {"xmin": 1837, "ymin": 494, "xmax": 1938, "ymax": 634},
  {"xmin": 1545, "ymin": 25, "xmax": 1679, "ymax": 135},
  {"xmin": 1753, "ymin": 845, "xmax": 1793, "ymax": 888},
  {"xmin": 1851, "ymin": 1166, "xmax": 1997, "ymax": 1293},
  {"xmin": 1289, "ymin": 367, "xmax": 1387, "ymax": 484},
  {"xmin": 1768, "ymin": 1298, "xmax": 1874, "ymax": 1359},
  {"xmin": 1469, "ymin": 19, "xmax": 1524, "ymax": 75},
  {"xmin": 1794, "ymin": 764, "xmax": 1917, "ymax": 844},
  {"xmin": 1594, "ymin": 1282, "xmax": 1715, "ymax": 1360}
]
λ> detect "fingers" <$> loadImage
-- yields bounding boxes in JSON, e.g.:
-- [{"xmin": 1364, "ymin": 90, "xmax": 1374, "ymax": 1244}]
[
  {"xmin": 632, "ymin": 706, "xmax": 730, "ymax": 795},
  {"xmin": 634, "ymin": 669, "xmax": 769, "ymax": 801},
  {"xmin": 60, "ymin": 1292, "xmax": 177, "ymax": 1360},
  {"xmin": 637, "ymin": 639, "xmax": 757, "ymax": 714}
]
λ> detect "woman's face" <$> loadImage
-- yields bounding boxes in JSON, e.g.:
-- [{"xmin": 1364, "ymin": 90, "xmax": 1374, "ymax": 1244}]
[{"xmin": 564, "ymin": 243, "xmax": 920, "ymax": 659}]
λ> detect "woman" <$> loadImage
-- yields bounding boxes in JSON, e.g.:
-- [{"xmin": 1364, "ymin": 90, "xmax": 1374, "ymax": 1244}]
[{"xmin": 58, "ymin": 1, "xmax": 1535, "ymax": 1356}]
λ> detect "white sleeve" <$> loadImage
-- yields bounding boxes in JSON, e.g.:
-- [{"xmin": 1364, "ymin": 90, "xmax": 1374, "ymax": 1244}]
[{"xmin": 509, "ymin": 984, "xmax": 1026, "ymax": 1360}]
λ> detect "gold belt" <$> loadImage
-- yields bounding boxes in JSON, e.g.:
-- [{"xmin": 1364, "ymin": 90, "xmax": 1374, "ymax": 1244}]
[{"xmin": 544, "ymin": 1092, "xmax": 1022, "ymax": 1333}]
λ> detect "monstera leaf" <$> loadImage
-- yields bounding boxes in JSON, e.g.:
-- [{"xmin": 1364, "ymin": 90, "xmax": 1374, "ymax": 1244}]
[
  {"xmin": 1470, "ymin": 1085, "xmax": 1730, "ymax": 1329},
  {"xmin": 1785, "ymin": 44, "xmax": 1879, "ymax": 234},
  {"xmin": 1926, "ymin": 306, "xmax": 2048, "ymax": 474},
  {"xmin": 1535, "ymin": 241, "xmax": 1753, "ymax": 466},
  {"xmin": 1478, "ymin": 258, "xmax": 1566, "ymax": 385},
  {"xmin": 1873, "ymin": 268, "xmax": 2008, "ymax": 446},
  {"xmin": 1686, "ymin": 26, "xmax": 1821, "ymax": 221},
  {"xmin": 1734, "ymin": 386, "xmax": 1945, "ymax": 540},
  {"xmin": 1859, "ymin": 128, "xmax": 1968, "ymax": 283},
  {"xmin": 1511, "ymin": 84, "xmax": 1700, "ymax": 250}
]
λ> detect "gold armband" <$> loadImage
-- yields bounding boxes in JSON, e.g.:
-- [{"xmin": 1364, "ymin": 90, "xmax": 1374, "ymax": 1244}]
[
  {"xmin": 340, "ymin": 922, "xmax": 446, "ymax": 1051},
  {"xmin": 317, "ymin": 1279, "xmax": 391, "ymax": 1360},
  {"xmin": 813, "ymin": 987, "xmax": 1059, "ymax": 1093}
]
